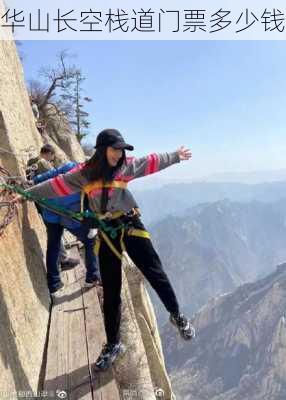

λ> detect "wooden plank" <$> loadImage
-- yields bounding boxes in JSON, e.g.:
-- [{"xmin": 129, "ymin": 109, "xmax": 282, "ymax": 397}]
[
  {"xmin": 74, "ymin": 264, "xmax": 121, "ymax": 400},
  {"xmin": 44, "ymin": 247, "xmax": 93, "ymax": 399},
  {"xmin": 63, "ymin": 265, "xmax": 92, "ymax": 400},
  {"xmin": 44, "ymin": 282, "xmax": 68, "ymax": 397},
  {"xmin": 44, "ymin": 245, "xmax": 121, "ymax": 400}
]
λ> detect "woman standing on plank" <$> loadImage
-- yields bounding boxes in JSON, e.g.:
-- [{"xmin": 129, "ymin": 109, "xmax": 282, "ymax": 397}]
[{"xmin": 19, "ymin": 129, "xmax": 195, "ymax": 371}]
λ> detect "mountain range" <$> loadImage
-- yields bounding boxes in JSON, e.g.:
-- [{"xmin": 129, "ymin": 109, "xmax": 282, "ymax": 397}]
[
  {"xmin": 161, "ymin": 263, "xmax": 286, "ymax": 400},
  {"xmin": 146, "ymin": 199, "xmax": 286, "ymax": 326},
  {"xmin": 133, "ymin": 181, "xmax": 286, "ymax": 225}
]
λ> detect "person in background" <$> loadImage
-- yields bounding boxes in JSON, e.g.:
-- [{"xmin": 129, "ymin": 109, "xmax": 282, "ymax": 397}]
[
  {"xmin": 26, "ymin": 144, "xmax": 55, "ymax": 179},
  {"xmin": 26, "ymin": 144, "xmax": 79, "ymax": 272},
  {"xmin": 33, "ymin": 162, "xmax": 101, "ymax": 296}
]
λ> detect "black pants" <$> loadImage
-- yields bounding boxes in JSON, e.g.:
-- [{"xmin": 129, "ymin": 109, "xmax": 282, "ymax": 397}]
[{"xmin": 98, "ymin": 218, "xmax": 180, "ymax": 344}]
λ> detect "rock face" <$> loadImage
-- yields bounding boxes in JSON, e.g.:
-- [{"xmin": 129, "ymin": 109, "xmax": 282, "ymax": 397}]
[
  {"xmin": 0, "ymin": 6, "xmax": 173, "ymax": 397},
  {"xmin": 162, "ymin": 263, "xmax": 286, "ymax": 400},
  {"xmin": 0, "ymin": 18, "xmax": 49, "ymax": 392},
  {"xmin": 41, "ymin": 104, "xmax": 85, "ymax": 164}
]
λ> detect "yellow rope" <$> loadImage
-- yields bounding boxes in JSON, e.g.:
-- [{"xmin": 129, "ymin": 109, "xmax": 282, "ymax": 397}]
[{"xmin": 127, "ymin": 229, "xmax": 150, "ymax": 239}]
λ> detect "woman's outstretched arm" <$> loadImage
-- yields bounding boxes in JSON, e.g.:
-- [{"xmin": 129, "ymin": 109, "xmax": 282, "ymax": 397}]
[{"xmin": 120, "ymin": 146, "xmax": 192, "ymax": 181}]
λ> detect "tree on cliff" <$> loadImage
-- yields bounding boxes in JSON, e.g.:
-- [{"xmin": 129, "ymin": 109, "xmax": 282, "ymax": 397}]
[
  {"xmin": 28, "ymin": 50, "xmax": 92, "ymax": 143},
  {"xmin": 59, "ymin": 69, "xmax": 92, "ymax": 143}
]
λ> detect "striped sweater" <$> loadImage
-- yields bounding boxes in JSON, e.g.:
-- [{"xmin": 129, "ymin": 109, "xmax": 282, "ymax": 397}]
[{"xmin": 25, "ymin": 152, "xmax": 181, "ymax": 214}]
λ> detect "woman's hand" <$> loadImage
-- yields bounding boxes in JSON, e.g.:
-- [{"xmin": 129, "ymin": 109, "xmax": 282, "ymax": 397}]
[{"xmin": 177, "ymin": 146, "xmax": 192, "ymax": 161}]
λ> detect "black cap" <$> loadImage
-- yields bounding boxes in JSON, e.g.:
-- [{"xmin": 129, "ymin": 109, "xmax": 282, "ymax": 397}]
[{"xmin": 94, "ymin": 129, "xmax": 134, "ymax": 151}]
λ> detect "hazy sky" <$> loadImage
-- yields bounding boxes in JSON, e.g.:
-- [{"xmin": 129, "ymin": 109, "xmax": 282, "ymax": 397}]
[{"xmin": 21, "ymin": 40, "xmax": 286, "ymax": 182}]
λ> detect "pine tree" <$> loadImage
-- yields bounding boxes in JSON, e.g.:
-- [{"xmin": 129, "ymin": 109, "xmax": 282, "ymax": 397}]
[{"xmin": 69, "ymin": 70, "xmax": 92, "ymax": 143}]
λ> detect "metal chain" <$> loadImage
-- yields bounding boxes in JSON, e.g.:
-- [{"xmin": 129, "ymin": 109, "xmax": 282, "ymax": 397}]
[
  {"xmin": 0, "ymin": 166, "xmax": 26, "ymax": 236},
  {"xmin": 0, "ymin": 201, "xmax": 17, "ymax": 236}
]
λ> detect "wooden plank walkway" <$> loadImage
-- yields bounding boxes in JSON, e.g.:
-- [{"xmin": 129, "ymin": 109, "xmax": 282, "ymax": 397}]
[{"xmin": 44, "ymin": 247, "xmax": 120, "ymax": 400}]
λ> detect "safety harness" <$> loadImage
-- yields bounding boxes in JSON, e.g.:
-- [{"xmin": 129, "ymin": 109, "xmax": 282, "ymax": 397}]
[
  {"xmin": 81, "ymin": 179, "xmax": 151, "ymax": 259},
  {"xmin": 93, "ymin": 208, "xmax": 151, "ymax": 260},
  {"xmin": 0, "ymin": 181, "xmax": 150, "ymax": 260}
]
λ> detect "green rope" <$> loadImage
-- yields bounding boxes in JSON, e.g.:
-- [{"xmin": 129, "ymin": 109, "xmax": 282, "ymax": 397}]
[{"xmin": 0, "ymin": 183, "xmax": 125, "ymax": 239}]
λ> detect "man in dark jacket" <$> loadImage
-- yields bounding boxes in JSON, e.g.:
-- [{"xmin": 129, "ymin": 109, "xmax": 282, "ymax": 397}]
[
  {"xmin": 33, "ymin": 161, "xmax": 101, "ymax": 295},
  {"xmin": 26, "ymin": 144, "xmax": 79, "ymax": 270}
]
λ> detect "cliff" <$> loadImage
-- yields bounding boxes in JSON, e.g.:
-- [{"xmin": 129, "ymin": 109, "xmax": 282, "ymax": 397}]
[{"xmin": 0, "ymin": 19, "xmax": 49, "ymax": 392}]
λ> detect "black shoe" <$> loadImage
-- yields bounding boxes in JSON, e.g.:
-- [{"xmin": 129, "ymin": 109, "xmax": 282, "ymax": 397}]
[
  {"xmin": 50, "ymin": 281, "xmax": 64, "ymax": 295},
  {"xmin": 84, "ymin": 276, "xmax": 102, "ymax": 288},
  {"xmin": 170, "ymin": 313, "xmax": 195, "ymax": 341},
  {"xmin": 60, "ymin": 257, "xmax": 79, "ymax": 271},
  {"xmin": 94, "ymin": 342, "xmax": 125, "ymax": 371}
]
